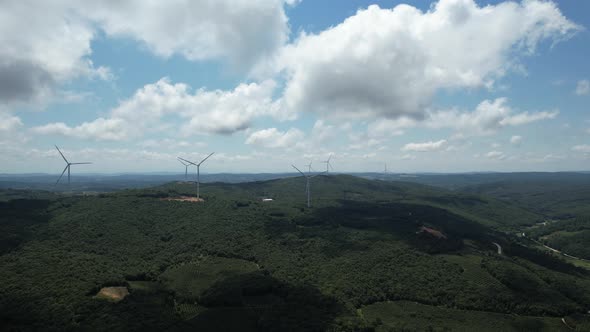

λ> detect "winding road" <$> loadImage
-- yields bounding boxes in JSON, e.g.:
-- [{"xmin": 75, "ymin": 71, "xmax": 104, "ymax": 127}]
[
  {"xmin": 562, "ymin": 317, "xmax": 574, "ymax": 330},
  {"xmin": 492, "ymin": 242, "xmax": 502, "ymax": 255},
  {"xmin": 529, "ymin": 238, "xmax": 590, "ymax": 262}
]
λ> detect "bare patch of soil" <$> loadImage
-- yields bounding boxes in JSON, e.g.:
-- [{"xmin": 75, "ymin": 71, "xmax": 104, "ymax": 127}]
[
  {"xmin": 418, "ymin": 226, "xmax": 447, "ymax": 239},
  {"xmin": 161, "ymin": 196, "xmax": 204, "ymax": 202},
  {"xmin": 95, "ymin": 287, "xmax": 129, "ymax": 302}
]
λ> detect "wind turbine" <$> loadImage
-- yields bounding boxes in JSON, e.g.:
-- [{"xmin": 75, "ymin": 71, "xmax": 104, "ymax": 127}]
[
  {"xmin": 177, "ymin": 158, "xmax": 191, "ymax": 180},
  {"xmin": 292, "ymin": 165, "xmax": 324, "ymax": 208},
  {"xmin": 178, "ymin": 152, "xmax": 215, "ymax": 199},
  {"xmin": 55, "ymin": 145, "xmax": 92, "ymax": 185},
  {"xmin": 305, "ymin": 161, "xmax": 314, "ymax": 173},
  {"xmin": 301, "ymin": 161, "xmax": 314, "ymax": 195},
  {"xmin": 381, "ymin": 162, "xmax": 391, "ymax": 180},
  {"xmin": 322, "ymin": 155, "xmax": 333, "ymax": 174}
]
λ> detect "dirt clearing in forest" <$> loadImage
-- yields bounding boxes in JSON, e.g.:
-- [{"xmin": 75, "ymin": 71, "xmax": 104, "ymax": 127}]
[
  {"xmin": 419, "ymin": 226, "xmax": 447, "ymax": 239},
  {"xmin": 161, "ymin": 196, "xmax": 204, "ymax": 202},
  {"xmin": 95, "ymin": 287, "xmax": 129, "ymax": 302}
]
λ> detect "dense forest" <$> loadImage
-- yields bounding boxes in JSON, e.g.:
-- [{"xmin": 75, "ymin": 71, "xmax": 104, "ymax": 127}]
[
  {"xmin": 526, "ymin": 218, "xmax": 590, "ymax": 260},
  {"xmin": 1, "ymin": 175, "xmax": 590, "ymax": 331},
  {"xmin": 457, "ymin": 175, "xmax": 590, "ymax": 219}
]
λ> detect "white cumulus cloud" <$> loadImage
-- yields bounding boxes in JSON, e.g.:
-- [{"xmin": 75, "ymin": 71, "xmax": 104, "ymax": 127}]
[
  {"xmin": 84, "ymin": 0, "xmax": 294, "ymax": 69},
  {"xmin": 486, "ymin": 151, "xmax": 507, "ymax": 160},
  {"xmin": 271, "ymin": 0, "xmax": 579, "ymax": 119},
  {"xmin": 402, "ymin": 139, "xmax": 447, "ymax": 152},
  {"xmin": 428, "ymin": 98, "xmax": 558, "ymax": 134},
  {"xmin": 245, "ymin": 128, "xmax": 304, "ymax": 149},
  {"xmin": 0, "ymin": 113, "xmax": 23, "ymax": 132},
  {"xmin": 310, "ymin": 120, "xmax": 337, "ymax": 143},
  {"xmin": 575, "ymin": 79, "xmax": 590, "ymax": 96},
  {"xmin": 510, "ymin": 135, "xmax": 523, "ymax": 145},
  {"xmin": 368, "ymin": 98, "xmax": 558, "ymax": 136},
  {"xmin": 33, "ymin": 78, "xmax": 292, "ymax": 140},
  {"xmin": 0, "ymin": 1, "xmax": 106, "ymax": 106},
  {"xmin": 0, "ymin": 0, "xmax": 295, "ymax": 107},
  {"xmin": 111, "ymin": 78, "xmax": 289, "ymax": 136},
  {"xmin": 499, "ymin": 110, "xmax": 559, "ymax": 126},
  {"xmin": 572, "ymin": 145, "xmax": 590, "ymax": 153},
  {"xmin": 31, "ymin": 118, "xmax": 128, "ymax": 141}
]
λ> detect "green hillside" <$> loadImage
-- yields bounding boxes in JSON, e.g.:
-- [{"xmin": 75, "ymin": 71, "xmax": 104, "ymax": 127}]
[
  {"xmin": 526, "ymin": 217, "xmax": 590, "ymax": 260},
  {"xmin": 460, "ymin": 177, "xmax": 590, "ymax": 219},
  {"xmin": 458, "ymin": 176, "xmax": 590, "ymax": 261},
  {"xmin": 1, "ymin": 175, "xmax": 589, "ymax": 331}
]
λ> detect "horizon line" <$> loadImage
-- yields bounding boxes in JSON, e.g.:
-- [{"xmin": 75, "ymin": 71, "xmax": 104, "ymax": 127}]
[{"xmin": 1, "ymin": 170, "xmax": 590, "ymax": 177}]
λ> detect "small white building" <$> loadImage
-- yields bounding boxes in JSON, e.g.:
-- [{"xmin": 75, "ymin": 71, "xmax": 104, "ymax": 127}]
[{"xmin": 262, "ymin": 198, "xmax": 274, "ymax": 202}]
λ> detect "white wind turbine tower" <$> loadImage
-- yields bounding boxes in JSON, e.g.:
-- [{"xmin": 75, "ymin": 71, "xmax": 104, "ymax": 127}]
[
  {"xmin": 322, "ymin": 155, "xmax": 333, "ymax": 174},
  {"xmin": 302, "ymin": 160, "xmax": 314, "ymax": 195},
  {"xmin": 381, "ymin": 162, "xmax": 391, "ymax": 179},
  {"xmin": 54, "ymin": 145, "xmax": 92, "ymax": 185},
  {"xmin": 177, "ymin": 158, "xmax": 191, "ymax": 181},
  {"xmin": 178, "ymin": 152, "xmax": 215, "ymax": 199},
  {"xmin": 292, "ymin": 164, "xmax": 325, "ymax": 208}
]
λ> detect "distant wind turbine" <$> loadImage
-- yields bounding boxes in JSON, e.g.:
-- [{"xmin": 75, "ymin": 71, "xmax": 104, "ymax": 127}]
[
  {"xmin": 305, "ymin": 161, "xmax": 314, "ymax": 173},
  {"xmin": 55, "ymin": 145, "xmax": 92, "ymax": 185},
  {"xmin": 292, "ymin": 164, "xmax": 325, "ymax": 208},
  {"xmin": 177, "ymin": 158, "xmax": 191, "ymax": 180},
  {"xmin": 322, "ymin": 155, "xmax": 333, "ymax": 174},
  {"xmin": 178, "ymin": 152, "xmax": 215, "ymax": 199}
]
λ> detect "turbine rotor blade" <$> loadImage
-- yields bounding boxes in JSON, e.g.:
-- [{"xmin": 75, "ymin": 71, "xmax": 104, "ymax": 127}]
[
  {"xmin": 55, "ymin": 145, "xmax": 69, "ymax": 164},
  {"xmin": 178, "ymin": 157, "xmax": 197, "ymax": 166},
  {"xmin": 310, "ymin": 171, "xmax": 327, "ymax": 178},
  {"xmin": 292, "ymin": 165, "xmax": 305, "ymax": 177},
  {"xmin": 198, "ymin": 152, "xmax": 215, "ymax": 166},
  {"xmin": 70, "ymin": 162, "xmax": 92, "ymax": 165},
  {"xmin": 178, "ymin": 159, "xmax": 188, "ymax": 166},
  {"xmin": 56, "ymin": 165, "xmax": 68, "ymax": 185}
]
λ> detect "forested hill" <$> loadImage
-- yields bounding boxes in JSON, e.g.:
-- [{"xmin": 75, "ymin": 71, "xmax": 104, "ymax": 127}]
[
  {"xmin": 386, "ymin": 172, "xmax": 590, "ymax": 191},
  {"xmin": 1, "ymin": 175, "xmax": 590, "ymax": 331},
  {"xmin": 459, "ymin": 176, "xmax": 590, "ymax": 219}
]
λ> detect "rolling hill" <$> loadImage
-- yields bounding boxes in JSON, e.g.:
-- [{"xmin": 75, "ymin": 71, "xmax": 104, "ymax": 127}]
[{"xmin": 1, "ymin": 175, "xmax": 589, "ymax": 331}]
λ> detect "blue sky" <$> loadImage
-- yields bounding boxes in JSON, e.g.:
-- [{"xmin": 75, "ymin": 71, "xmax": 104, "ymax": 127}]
[{"xmin": 1, "ymin": 0, "xmax": 589, "ymax": 174}]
